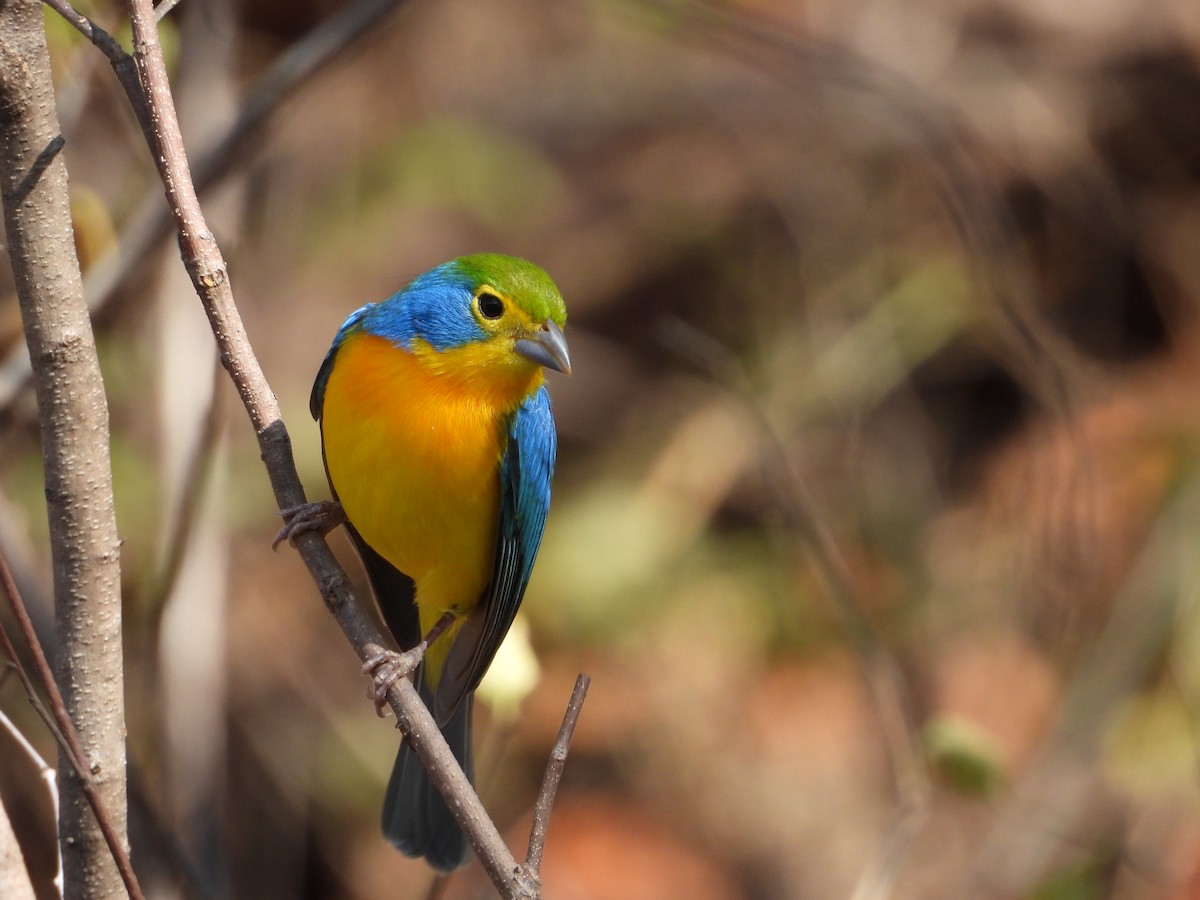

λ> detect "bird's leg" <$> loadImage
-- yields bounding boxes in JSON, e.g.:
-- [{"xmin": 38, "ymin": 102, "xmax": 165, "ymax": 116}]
[
  {"xmin": 272, "ymin": 499, "xmax": 345, "ymax": 549},
  {"xmin": 363, "ymin": 612, "xmax": 457, "ymax": 717}
]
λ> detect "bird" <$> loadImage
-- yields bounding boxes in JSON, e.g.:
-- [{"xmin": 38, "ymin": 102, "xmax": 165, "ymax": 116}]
[{"xmin": 302, "ymin": 253, "xmax": 570, "ymax": 871}]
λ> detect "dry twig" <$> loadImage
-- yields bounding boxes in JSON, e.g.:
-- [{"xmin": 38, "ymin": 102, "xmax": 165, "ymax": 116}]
[
  {"xmin": 36, "ymin": 0, "xmax": 583, "ymax": 893},
  {"xmin": 0, "ymin": 547, "xmax": 141, "ymax": 899},
  {"xmin": 0, "ymin": 0, "xmax": 407, "ymax": 413},
  {"xmin": 525, "ymin": 674, "xmax": 590, "ymax": 874}
]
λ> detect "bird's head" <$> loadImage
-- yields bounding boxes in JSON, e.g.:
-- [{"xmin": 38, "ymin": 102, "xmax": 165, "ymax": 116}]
[{"xmin": 363, "ymin": 254, "xmax": 570, "ymax": 392}]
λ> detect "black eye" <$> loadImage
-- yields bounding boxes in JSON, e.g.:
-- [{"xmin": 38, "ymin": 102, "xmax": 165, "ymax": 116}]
[{"xmin": 477, "ymin": 292, "xmax": 504, "ymax": 320}]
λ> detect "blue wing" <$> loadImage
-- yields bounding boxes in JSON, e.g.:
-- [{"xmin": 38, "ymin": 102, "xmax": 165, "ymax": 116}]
[{"xmin": 435, "ymin": 386, "xmax": 556, "ymax": 721}]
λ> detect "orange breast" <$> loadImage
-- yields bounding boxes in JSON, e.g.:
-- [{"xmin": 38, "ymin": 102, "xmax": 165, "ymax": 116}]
[{"xmin": 320, "ymin": 331, "xmax": 510, "ymax": 633}]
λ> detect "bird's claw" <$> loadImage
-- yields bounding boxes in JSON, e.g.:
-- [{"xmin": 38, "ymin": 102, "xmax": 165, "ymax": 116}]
[
  {"xmin": 362, "ymin": 645, "xmax": 427, "ymax": 717},
  {"xmin": 273, "ymin": 500, "xmax": 345, "ymax": 550}
]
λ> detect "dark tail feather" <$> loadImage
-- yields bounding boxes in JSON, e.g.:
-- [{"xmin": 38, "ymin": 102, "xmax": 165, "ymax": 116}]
[{"xmin": 381, "ymin": 679, "xmax": 474, "ymax": 872}]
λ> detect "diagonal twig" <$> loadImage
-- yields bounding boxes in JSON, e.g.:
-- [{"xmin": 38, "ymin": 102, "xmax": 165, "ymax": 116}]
[
  {"xmin": 0, "ymin": 0, "xmax": 406, "ymax": 413},
  {"xmin": 0, "ymin": 549, "xmax": 145, "ymax": 900},
  {"xmin": 525, "ymin": 674, "xmax": 590, "ymax": 875},
  {"xmin": 41, "ymin": 0, "xmax": 585, "ymax": 892},
  {"xmin": 91, "ymin": 0, "xmax": 574, "ymax": 894},
  {"xmin": 659, "ymin": 318, "xmax": 931, "ymax": 898},
  {"xmin": 39, "ymin": 0, "xmax": 150, "ymax": 133},
  {"xmin": 154, "ymin": 0, "xmax": 185, "ymax": 21}
]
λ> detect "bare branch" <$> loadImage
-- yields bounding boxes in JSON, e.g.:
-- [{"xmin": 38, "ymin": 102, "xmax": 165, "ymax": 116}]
[
  {"xmin": 0, "ymin": 0, "xmax": 405, "ymax": 414},
  {"xmin": 659, "ymin": 318, "xmax": 932, "ymax": 891},
  {"xmin": 155, "ymin": 0, "xmax": 185, "ymax": 22},
  {"xmin": 0, "ymin": 707, "xmax": 59, "ymax": 896},
  {"xmin": 108, "ymin": 0, "xmax": 554, "ymax": 894},
  {"xmin": 0, "ymin": 551, "xmax": 144, "ymax": 900},
  {"xmin": 0, "ymin": 3, "xmax": 135, "ymax": 897},
  {"xmin": 525, "ymin": 674, "xmax": 590, "ymax": 875},
  {"xmin": 143, "ymin": 355, "xmax": 225, "ymax": 627},
  {"xmin": 39, "ymin": 0, "xmax": 150, "ymax": 133}
]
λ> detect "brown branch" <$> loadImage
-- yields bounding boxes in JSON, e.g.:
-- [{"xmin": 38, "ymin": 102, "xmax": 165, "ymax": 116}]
[
  {"xmin": 0, "ymin": 3, "xmax": 135, "ymax": 898},
  {"xmin": 525, "ymin": 674, "xmax": 590, "ymax": 875},
  {"xmin": 36, "ymin": 0, "xmax": 578, "ymax": 890},
  {"xmin": 0, "ymin": 551, "xmax": 144, "ymax": 900},
  {"xmin": 39, "ymin": 0, "xmax": 150, "ymax": 133},
  {"xmin": 98, "ymin": 0, "xmax": 561, "ymax": 895},
  {"xmin": 0, "ymin": 0, "xmax": 405, "ymax": 413},
  {"xmin": 0, "ymin": 638, "xmax": 72, "ymax": 788}
]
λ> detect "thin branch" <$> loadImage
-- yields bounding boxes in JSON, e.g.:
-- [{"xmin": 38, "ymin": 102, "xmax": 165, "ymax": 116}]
[
  {"xmin": 39, "ymin": 0, "xmax": 126, "ymax": 63},
  {"xmin": 0, "ymin": 551, "xmax": 143, "ymax": 900},
  {"xmin": 659, "ymin": 318, "xmax": 931, "ymax": 892},
  {"xmin": 107, "ymin": 0, "xmax": 548, "ymax": 894},
  {"xmin": 525, "ymin": 674, "xmax": 590, "ymax": 875},
  {"xmin": 155, "ymin": 0, "xmax": 185, "ymax": 21},
  {"xmin": 143, "ymin": 354, "xmax": 225, "ymax": 628},
  {"xmin": 0, "ymin": 645, "xmax": 70, "ymax": 774},
  {"xmin": 0, "ymin": 705, "xmax": 58, "ymax": 791},
  {"xmin": 0, "ymin": 0, "xmax": 405, "ymax": 413},
  {"xmin": 39, "ymin": 0, "xmax": 150, "ymax": 133}
]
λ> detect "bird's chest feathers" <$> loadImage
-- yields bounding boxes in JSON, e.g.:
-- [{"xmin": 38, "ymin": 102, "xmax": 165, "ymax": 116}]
[{"xmin": 320, "ymin": 332, "xmax": 537, "ymax": 585}]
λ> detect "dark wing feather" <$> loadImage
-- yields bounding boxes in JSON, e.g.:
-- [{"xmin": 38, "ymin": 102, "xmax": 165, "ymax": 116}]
[
  {"xmin": 434, "ymin": 387, "xmax": 556, "ymax": 721},
  {"xmin": 312, "ymin": 321, "xmax": 420, "ymax": 652},
  {"xmin": 344, "ymin": 522, "xmax": 421, "ymax": 651}
]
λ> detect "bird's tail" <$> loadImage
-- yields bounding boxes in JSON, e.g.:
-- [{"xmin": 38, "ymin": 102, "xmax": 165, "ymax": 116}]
[{"xmin": 381, "ymin": 677, "xmax": 474, "ymax": 872}]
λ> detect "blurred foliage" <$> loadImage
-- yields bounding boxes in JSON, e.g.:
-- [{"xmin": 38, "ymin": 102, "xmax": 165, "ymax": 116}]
[
  {"xmin": 4, "ymin": 0, "xmax": 1200, "ymax": 897},
  {"xmin": 923, "ymin": 714, "xmax": 1006, "ymax": 798}
]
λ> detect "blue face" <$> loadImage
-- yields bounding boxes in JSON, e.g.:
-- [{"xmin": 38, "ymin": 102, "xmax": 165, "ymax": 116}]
[
  {"xmin": 312, "ymin": 255, "xmax": 567, "ymax": 421},
  {"xmin": 355, "ymin": 261, "xmax": 487, "ymax": 352}
]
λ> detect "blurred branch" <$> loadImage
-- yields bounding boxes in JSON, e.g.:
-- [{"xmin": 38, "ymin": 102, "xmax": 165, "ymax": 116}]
[
  {"xmin": 0, "ymin": 3, "xmax": 135, "ymax": 898},
  {"xmin": 143, "ymin": 354, "xmax": 225, "ymax": 630},
  {"xmin": 0, "ymin": 0, "xmax": 407, "ymax": 413},
  {"xmin": 0, "ymin": 616, "xmax": 68, "ymax": 769},
  {"xmin": 648, "ymin": 0, "xmax": 1083, "ymax": 417},
  {"xmin": 964, "ymin": 481, "xmax": 1195, "ymax": 895},
  {"xmin": 0, "ymin": 707, "xmax": 59, "ymax": 897},
  {"xmin": 0, "ymin": 729, "xmax": 38, "ymax": 900},
  {"xmin": 659, "ymin": 317, "xmax": 931, "ymax": 895},
  {"xmin": 155, "ymin": 0, "xmax": 185, "ymax": 22}
]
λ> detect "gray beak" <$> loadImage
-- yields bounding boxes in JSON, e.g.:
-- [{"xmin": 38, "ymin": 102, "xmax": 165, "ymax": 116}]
[{"xmin": 515, "ymin": 320, "xmax": 571, "ymax": 375}]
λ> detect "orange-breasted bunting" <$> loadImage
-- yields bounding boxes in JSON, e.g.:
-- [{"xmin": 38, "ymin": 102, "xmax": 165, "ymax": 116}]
[{"xmin": 309, "ymin": 254, "xmax": 569, "ymax": 871}]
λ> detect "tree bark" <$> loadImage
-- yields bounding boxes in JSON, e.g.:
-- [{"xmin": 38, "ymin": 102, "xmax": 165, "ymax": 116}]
[{"xmin": 0, "ymin": 2, "xmax": 129, "ymax": 897}]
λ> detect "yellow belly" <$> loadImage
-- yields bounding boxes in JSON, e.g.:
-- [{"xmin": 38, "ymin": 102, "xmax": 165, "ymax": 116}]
[{"xmin": 320, "ymin": 332, "xmax": 505, "ymax": 639}]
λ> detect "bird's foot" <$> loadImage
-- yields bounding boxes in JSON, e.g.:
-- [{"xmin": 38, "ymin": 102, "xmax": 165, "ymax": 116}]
[
  {"xmin": 272, "ymin": 500, "xmax": 345, "ymax": 549},
  {"xmin": 362, "ymin": 645, "xmax": 426, "ymax": 717}
]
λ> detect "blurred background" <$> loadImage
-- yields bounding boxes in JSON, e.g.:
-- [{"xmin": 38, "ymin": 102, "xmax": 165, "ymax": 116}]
[{"xmin": 3, "ymin": 0, "xmax": 1200, "ymax": 896}]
